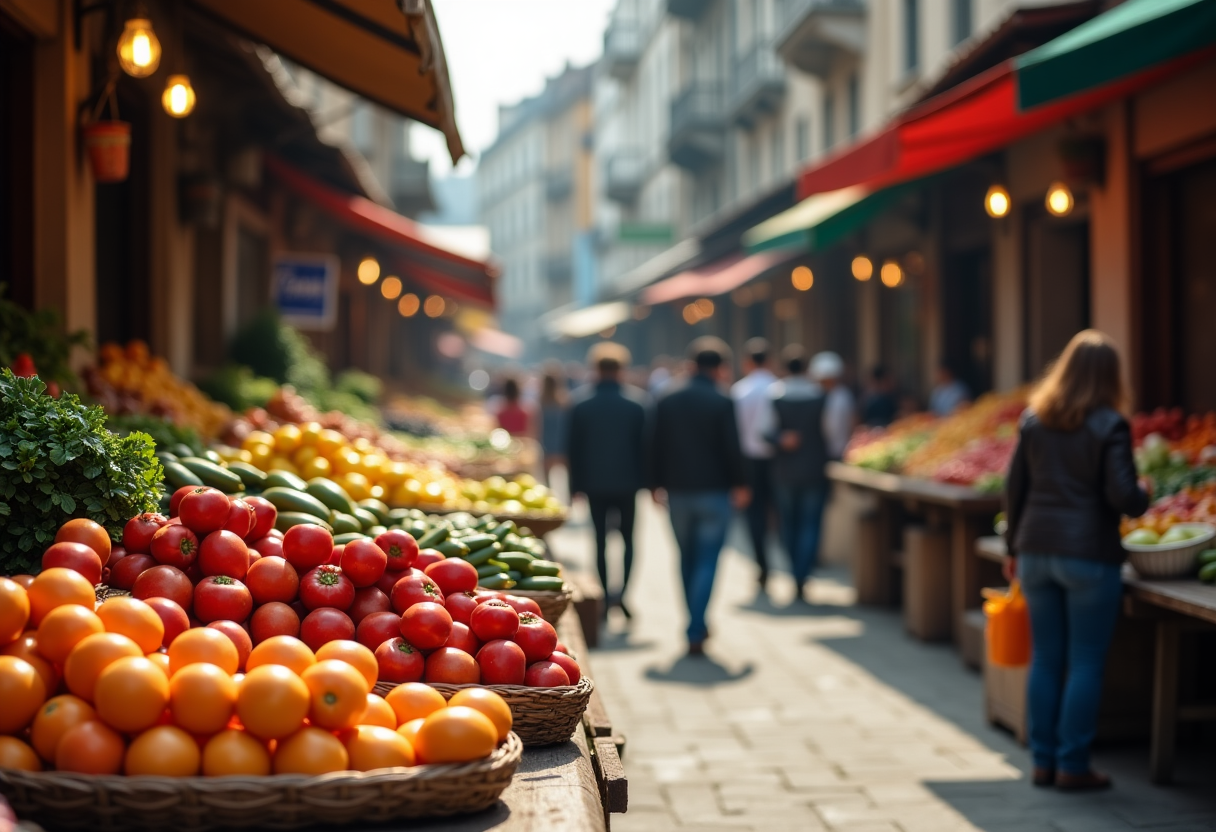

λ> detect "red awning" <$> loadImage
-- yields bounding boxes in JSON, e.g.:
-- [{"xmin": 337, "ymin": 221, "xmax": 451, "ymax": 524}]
[
  {"xmin": 263, "ymin": 155, "xmax": 496, "ymax": 306},
  {"xmin": 642, "ymin": 251, "xmax": 788, "ymax": 305},
  {"xmin": 796, "ymin": 50, "xmax": 1210, "ymax": 199}
]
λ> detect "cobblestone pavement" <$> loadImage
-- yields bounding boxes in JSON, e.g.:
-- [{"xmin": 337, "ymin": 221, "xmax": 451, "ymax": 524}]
[{"xmin": 552, "ymin": 498, "xmax": 1216, "ymax": 832}]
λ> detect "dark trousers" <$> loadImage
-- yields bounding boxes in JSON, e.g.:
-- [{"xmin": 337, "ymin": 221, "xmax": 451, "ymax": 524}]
[
  {"xmin": 587, "ymin": 492, "xmax": 637, "ymax": 599},
  {"xmin": 743, "ymin": 457, "xmax": 774, "ymax": 577}
]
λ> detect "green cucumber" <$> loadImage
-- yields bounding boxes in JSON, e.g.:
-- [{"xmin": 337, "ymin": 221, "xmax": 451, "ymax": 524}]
[
  {"xmin": 334, "ymin": 532, "xmax": 370, "ymax": 545},
  {"xmin": 492, "ymin": 521, "xmax": 517, "ymax": 541},
  {"xmin": 163, "ymin": 461, "xmax": 204, "ymax": 489},
  {"xmin": 275, "ymin": 512, "xmax": 333, "ymax": 533},
  {"xmin": 264, "ymin": 470, "xmax": 309, "ymax": 492},
  {"xmin": 497, "ymin": 553, "xmax": 537, "ymax": 573},
  {"xmin": 357, "ymin": 499, "xmax": 390, "ymax": 525},
  {"xmin": 261, "ymin": 486, "xmax": 332, "ymax": 520},
  {"xmin": 1200, "ymin": 561, "xmax": 1216, "ymax": 583},
  {"xmin": 330, "ymin": 512, "xmax": 363, "ymax": 535},
  {"xmin": 306, "ymin": 478, "xmax": 359, "ymax": 516},
  {"xmin": 476, "ymin": 561, "xmax": 509, "ymax": 579},
  {"xmin": 479, "ymin": 573, "xmax": 514, "ymax": 590},
  {"xmin": 459, "ymin": 534, "xmax": 499, "ymax": 552},
  {"xmin": 416, "ymin": 527, "xmax": 449, "ymax": 549},
  {"xmin": 435, "ymin": 539, "xmax": 471, "ymax": 558},
  {"xmin": 157, "ymin": 493, "xmax": 172, "ymax": 513},
  {"xmin": 505, "ymin": 570, "xmax": 523, "ymax": 582},
  {"xmin": 170, "ymin": 443, "xmax": 196, "ymax": 459},
  {"xmin": 225, "ymin": 462, "xmax": 268, "ymax": 491},
  {"xmin": 353, "ymin": 508, "xmax": 380, "ymax": 532},
  {"xmin": 528, "ymin": 560, "xmax": 562, "ymax": 577},
  {"xmin": 367, "ymin": 525, "xmax": 387, "ymax": 538},
  {"xmin": 514, "ymin": 576, "xmax": 564, "ymax": 591},
  {"xmin": 465, "ymin": 543, "xmax": 503, "ymax": 567},
  {"xmin": 155, "ymin": 451, "xmax": 179, "ymax": 465},
  {"xmin": 180, "ymin": 457, "xmax": 244, "ymax": 493},
  {"xmin": 1199, "ymin": 549, "xmax": 1216, "ymax": 565},
  {"xmin": 388, "ymin": 508, "xmax": 412, "ymax": 524}
]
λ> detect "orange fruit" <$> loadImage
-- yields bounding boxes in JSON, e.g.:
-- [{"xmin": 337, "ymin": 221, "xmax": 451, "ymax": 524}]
[
  {"xmin": 10, "ymin": 574, "xmax": 35, "ymax": 590},
  {"xmin": 168, "ymin": 627, "xmax": 239, "ymax": 676},
  {"xmin": 414, "ymin": 706, "xmax": 497, "ymax": 764},
  {"xmin": 0, "ymin": 577, "xmax": 30, "ymax": 644},
  {"xmin": 170, "ymin": 663, "xmax": 237, "ymax": 735},
  {"xmin": 0, "ymin": 736, "xmax": 41, "ymax": 771},
  {"xmin": 273, "ymin": 726, "xmax": 349, "ymax": 775},
  {"xmin": 63, "ymin": 632, "xmax": 142, "ymax": 702},
  {"xmin": 96, "ymin": 597, "xmax": 164, "ymax": 653},
  {"xmin": 145, "ymin": 651, "xmax": 172, "ymax": 677},
  {"xmin": 448, "ymin": 688, "xmax": 513, "ymax": 742},
  {"xmin": 236, "ymin": 664, "xmax": 309, "ymax": 740},
  {"xmin": 301, "ymin": 660, "xmax": 370, "ymax": 731},
  {"xmin": 93, "ymin": 656, "xmax": 170, "ymax": 733},
  {"xmin": 396, "ymin": 718, "xmax": 424, "ymax": 749},
  {"xmin": 315, "ymin": 640, "xmax": 378, "ymax": 690},
  {"xmin": 343, "ymin": 724, "xmax": 415, "ymax": 771},
  {"xmin": 27, "ymin": 567, "xmax": 95, "ymax": 626},
  {"xmin": 36, "ymin": 604, "xmax": 105, "ymax": 664},
  {"xmin": 1, "ymin": 633, "xmax": 60, "ymax": 694},
  {"xmin": 56, "ymin": 720, "xmax": 125, "ymax": 774},
  {"xmin": 55, "ymin": 518, "xmax": 112, "ymax": 565},
  {"xmin": 125, "ymin": 725, "xmax": 199, "ymax": 776},
  {"xmin": 0, "ymin": 656, "xmax": 47, "ymax": 733},
  {"xmin": 246, "ymin": 635, "xmax": 315, "ymax": 676},
  {"xmin": 30, "ymin": 695, "xmax": 96, "ymax": 762},
  {"xmin": 202, "ymin": 729, "xmax": 271, "ymax": 776},
  {"xmin": 360, "ymin": 693, "xmax": 397, "ymax": 729},
  {"xmin": 384, "ymin": 683, "xmax": 447, "ymax": 727}
]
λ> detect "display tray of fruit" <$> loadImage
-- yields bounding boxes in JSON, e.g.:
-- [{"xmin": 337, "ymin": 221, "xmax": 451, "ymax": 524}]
[{"xmin": 1121, "ymin": 523, "xmax": 1216, "ymax": 580}]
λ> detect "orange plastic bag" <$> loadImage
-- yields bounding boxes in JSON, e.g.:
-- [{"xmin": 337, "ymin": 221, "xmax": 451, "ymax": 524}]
[{"xmin": 983, "ymin": 580, "xmax": 1031, "ymax": 667}]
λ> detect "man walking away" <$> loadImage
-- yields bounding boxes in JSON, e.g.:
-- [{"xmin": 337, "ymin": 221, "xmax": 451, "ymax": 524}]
[
  {"xmin": 769, "ymin": 347, "xmax": 830, "ymax": 603},
  {"xmin": 567, "ymin": 343, "xmax": 647, "ymax": 620},
  {"xmin": 650, "ymin": 337, "xmax": 749, "ymax": 655},
  {"xmin": 731, "ymin": 338, "xmax": 778, "ymax": 593},
  {"xmin": 812, "ymin": 351, "xmax": 855, "ymax": 461}
]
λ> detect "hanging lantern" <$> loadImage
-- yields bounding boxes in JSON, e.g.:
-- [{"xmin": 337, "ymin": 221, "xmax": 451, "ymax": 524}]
[
  {"xmin": 984, "ymin": 185, "xmax": 1011, "ymax": 218},
  {"xmin": 161, "ymin": 75, "xmax": 196, "ymax": 118},
  {"xmin": 116, "ymin": 17, "xmax": 161, "ymax": 78},
  {"xmin": 1045, "ymin": 182, "xmax": 1074, "ymax": 217}
]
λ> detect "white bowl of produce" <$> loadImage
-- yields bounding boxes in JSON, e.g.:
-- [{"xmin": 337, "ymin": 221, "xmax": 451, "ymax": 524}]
[{"xmin": 1122, "ymin": 523, "xmax": 1216, "ymax": 579}]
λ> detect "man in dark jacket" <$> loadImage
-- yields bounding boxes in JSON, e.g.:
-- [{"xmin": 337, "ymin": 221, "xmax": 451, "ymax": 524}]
[
  {"xmin": 567, "ymin": 343, "xmax": 647, "ymax": 618},
  {"xmin": 650, "ymin": 337, "xmax": 749, "ymax": 654}
]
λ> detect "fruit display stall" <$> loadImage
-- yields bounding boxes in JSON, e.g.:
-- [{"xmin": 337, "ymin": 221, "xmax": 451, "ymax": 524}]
[{"xmin": 0, "ymin": 371, "xmax": 620, "ymax": 830}]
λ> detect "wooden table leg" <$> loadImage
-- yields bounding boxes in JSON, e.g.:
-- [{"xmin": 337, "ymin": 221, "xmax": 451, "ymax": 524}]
[
  {"xmin": 876, "ymin": 496, "xmax": 896, "ymax": 606},
  {"xmin": 1150, "ymin": 618, "xmax": 1180, "ymax": 784},
  {"xmin": 950, "ymin": 511, "xmax": 978, "ymax": 646}
]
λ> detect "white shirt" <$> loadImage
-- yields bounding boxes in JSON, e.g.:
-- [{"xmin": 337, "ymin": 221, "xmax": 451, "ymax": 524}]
[
  {"xmin": 822, "ymin": 385, "xmax": 856, "ymax": 459},
  {"xmin": 731, "ymin": 368, "xmax": 777, "ymax": 459}
]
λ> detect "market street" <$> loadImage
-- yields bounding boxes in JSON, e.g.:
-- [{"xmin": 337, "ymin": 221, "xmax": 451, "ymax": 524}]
[{"xmin": 556, "ymin": 499, "xmax": 1216, "ymax": 832}]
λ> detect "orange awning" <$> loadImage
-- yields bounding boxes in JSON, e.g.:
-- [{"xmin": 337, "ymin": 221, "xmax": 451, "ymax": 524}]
[{"xmin": 642, "ymin": 251, "xmax": 788, "ymax": 306}]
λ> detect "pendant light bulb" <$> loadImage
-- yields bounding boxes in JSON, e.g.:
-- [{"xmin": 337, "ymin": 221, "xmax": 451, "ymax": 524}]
[
  {"xmin": 1045, "ymin": 182, "xmax": 1074, "ymax": 217},
  {"xmin": 162, "ymin": 75, "xmax": 196, "ymax": 118},
  {"xmin": 117, "ymin": 17, "xmax": 162, "ymax": 77},
  {"xmin": 984, "ymin": 184, "xmax": 1011, "ymax": 218}
]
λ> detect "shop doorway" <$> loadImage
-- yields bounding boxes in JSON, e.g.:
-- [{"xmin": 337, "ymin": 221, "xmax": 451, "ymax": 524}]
[
  {"xmin": 942, "ymin": 248, "xmax": 993, "ymax": 397},
  {"xmin": 0, "ymin": 18, "xmax": 33, "ymax": 309},
  {"xmin": 879, "ymin": 275, "xmax": 923, "ymax": 404},
  {"xmin": 1024, "ymin": 210, "xmax": 1090, "ymax": 379}
]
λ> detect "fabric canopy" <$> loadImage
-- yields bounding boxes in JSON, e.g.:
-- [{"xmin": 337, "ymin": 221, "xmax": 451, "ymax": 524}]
[
  {"xmin": 190, "ymin": 0, "xmax": 464, "ymax": 163},
  {"xmin": 642, "ymin": 251, "xmax": 788, "ymax": 305},
  {"xmin": 743, "ymin": 182, "xmax": 927, "ymax": 254},
  {"xmin": 544, "ymin": 302, "xmax": 632, "ymax": 340},
  {"xmin": 1016, "ymin": 0, "xmax": 1216, "ymax": 109}
]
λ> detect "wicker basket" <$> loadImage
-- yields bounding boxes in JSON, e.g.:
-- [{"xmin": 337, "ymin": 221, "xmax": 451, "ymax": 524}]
[
  {"xmin": 1124, "ymin": 523, "xmax": 1216, "ymax": 579},
  {"xmin": 375, "ymin": 677, "xmax": 593, "ymax": 746},
  {"xmin": 0, "ymin": 733, "xmax": 522, "ymax": 831},
  {"xmin": 489, "ymin": 585, "xmax": 573, "ymax": 623}
]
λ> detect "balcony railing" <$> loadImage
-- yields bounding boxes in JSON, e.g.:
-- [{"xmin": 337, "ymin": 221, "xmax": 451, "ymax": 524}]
[
  {"xmin": 775, "ymin": 0, "xmax": 866, "ymax": 79},
  {"xmin": 668, "ymin": 83, "xmax": 725, "ymax": 171},
  {"xmin": 604, "ymin": 151, "xmax": 646, "ymax": 204},
  {"xmin": 730, "ymin": 43, "xmax": 786, "ymax": 127},
  {"xmin": 603, "ymin": 18, "xmax": 642, "ymax": 80}
]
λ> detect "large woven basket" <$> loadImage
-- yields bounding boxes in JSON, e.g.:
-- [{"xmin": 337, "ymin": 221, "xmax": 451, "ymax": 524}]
[
  {"xmin": 375, "ymin": 677, "xmax": 593, "ymax": 746},
  {"xmin": 491, "ymin": 585, "xmax": 573, "ymax": 623},
  {"xmin": 0, "ymin": 733, "xmax": 521, "ymax": 831}
]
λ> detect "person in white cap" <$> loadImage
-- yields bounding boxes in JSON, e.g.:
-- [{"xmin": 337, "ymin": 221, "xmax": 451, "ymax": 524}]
[{"xmin": 810, "ymin": 351, "xmax": 855, "ymax": 460}]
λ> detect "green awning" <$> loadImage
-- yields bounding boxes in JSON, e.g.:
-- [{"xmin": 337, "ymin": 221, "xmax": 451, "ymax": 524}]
[
  {"xmin": 1016, "ymin": 0, "xmax": 1216, "ymax": 110},
  {"xmin": 742, "ymin": 181, "xmax": 918, "ymax": 255}
]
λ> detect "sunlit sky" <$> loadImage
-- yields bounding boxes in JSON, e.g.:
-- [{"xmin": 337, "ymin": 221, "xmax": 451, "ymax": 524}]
[{"xmin": 411, "ymin": 0, "xmax": 617, "ymax": 178}]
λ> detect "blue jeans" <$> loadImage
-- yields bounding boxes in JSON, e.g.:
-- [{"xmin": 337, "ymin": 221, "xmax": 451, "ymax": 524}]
[
  {"xmin": 775, "ymin": 484, "xmax": 829, "ymax": 586},
  {"xmin": 1018, "ymin": 554, "xmax": 1123, "ymax": 774},
  {"xmin": 667, "ymin": 491, "xmax": 732, "ymax": 644}
]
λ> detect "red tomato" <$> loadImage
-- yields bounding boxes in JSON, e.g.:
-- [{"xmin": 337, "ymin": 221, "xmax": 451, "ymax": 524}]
[
  {"xmin": 547, "ymin": 651, "xmax": 581, "ymax": 685},
  {"xmin": 150, "ymin": 524, "xmax": 199, "ymax": 570},
  {"xmin": 474, "ymin": 591, "xmax": 504, "ymax": 603},
  {"xmin": 477, "ymin": 639, "xmax": 526, "ymax": 685},
  {"xmin": 414, "ymin": 549, "xmax": 444, "ymax": 571},
  {"xmin": 424, "ymin": 647, "xmax": 479, "ymax": 685},
  {"xmin": 299, "ymin": 608, "xmax": 355, "ymax": 652},
  {"xmin": 245, "ymin": 556, "xmax": 300, "ymax": 605},
  {"xmin": 348, "ymin": 587, "xmax": 391, "ymax": 625},
  {"xmin": 399, "ymin": 602, "xmax": 452, "ymax": 651},
  {"xmin": 249, "ymin": 602, "xmax": 300, "ymax": 643},
  {"xmin": 198, "ymin": 531, "xmax": 250, "ymax": 580},
  {"xmin": 247, "ymin": 550, "xmax": 262, "ymax": 566},
  {"xmin": 42, "ymin": 542, "xmax": 103, "ymax": 585},
  {"xmin": 105, "ymin": 545, "xmax": 128, "ymax": 568},
  {"xmin": 500, "ymin": 595, "xmax": 544, "ymax": 618},
  {"xmin": 264, "ymin": 529, "xmax": 284, "ymax": 540},
  {"xmin": 445, "ymin": 591, "xmax": 480, "ymax": 625},
  {"xmin": 514, "ymin": 613, "xmax": 558, "ymax": 663},
  {"xmin": 109, "ymin": 554, "xmax": 155, "ymax": 589},
  {"xmin": 525, "ymin": 660, "xmax": 570, "ymax": 688},
  {"xmin": 194, "ymin": 576, "xmax": 253, "ymax": 624},
  {"xmin": 122, "ymin": 513, "xmax": 168, "ymax": 555},
  {"xmin": 340, "ymin": 540, "xmax": 388, "ymax": 588},
  {"xmin": 442, "ymin": 622, "xmax": 481, "ymax": 656},
  {"xmin": 132, "ymin": 565, "xmax": 194, "ymax": 614},
  {"xmin": 168, "ymin": 486, "xmax": 196, "ymax": 517},
  {"xmin": 299, "ymin": 565, "xmax": 355, "ymax": 612},
  {"xmin": 469, "ymin": 600, "xmax": 519, "ymax": 642},
  {"xmin": 282, "ymin": 525, "xmax": 333, "ymax": 572},
  {"xmin": 373, "ymin": 530, "xmax": 418, "ymax": 572},
  {"xmin": 357, "ymin": 611, "xmax": 404, "ymax": 652},
  {"xmin": 251, "ymin": 536, "xmax": 284, "ymax": 560},
  {"xmin": 424, "ymin": 559, "xmax": 478, "ymax": 595},
  {"xmin": 327, "ymin": 544, "xmax": 344, "ymax": 566},
  {"xmin": 374, "ymin": 569, "xmax": 408, "ymax": 596},
  {"xmin": 184, "ymin": 562, "xmax": 204, "ymax": 585},
  {"xmin": 178, "ymin": 487, "xmax": 232, "ymax": 535},
  {"xmin": 143, "ymin": 597, "xmax": 190, "ymax": 647},
  {"xmin": 374, "ymin": 637, "xmax": 424, "ymax": 683},
  {"xmin": 389, "ymin": 574, "xmax": 444, "ymax": 614},
  {"xmin": 223, "ymin": 498, "xmax": 255, "ymax": 538},
  {"xmin": 244, "ymin": 496, "xmax": 277, "ymax": 541},
  {"xmin": 207, "ymin": 620, "xmax": 253, "ymax": 670}
]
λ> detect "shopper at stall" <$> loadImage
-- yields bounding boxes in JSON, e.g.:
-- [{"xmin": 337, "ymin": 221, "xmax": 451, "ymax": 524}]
[
  {"xmin": 732, "ymin": 337, "xmax": 778, "ymax": 594},
  {"xmin": 538, "ymin": 368, "xmax": 569, "ymax": 487},
  {"xmin": 1004, "ymin": 329, "xmax": 1149, "ymax": 791},
  {"xmin": 929, "ymin": 361, "xmax": 971, "ymax": 416},
  {"xmin": 649, "ymin": 337, "xmax": 749, "ymax": 656},
  {"xmin": 566, "ymin": 343, "xmax": 647, "ymax": 620},
  {"xmin": 810, "ymin": 351, "xmax": 855, "ymax": 459},
  {"xmin": 861, "ymin": 365, "xmax": 899, "ymax": 427}
]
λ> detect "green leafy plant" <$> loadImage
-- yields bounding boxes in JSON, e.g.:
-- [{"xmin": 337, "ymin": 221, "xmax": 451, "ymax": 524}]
[
  {"xmin": 0, "ymin": 284, "xmax": 90, "ymax": 388},
  {"xmin": 334, "ymin": 369, "xmax": 382, "ymax": 405},
  {"xmin": 106, "ymin": 413, "xmax": 205, "ymax": 458},
  {"xmin": 0, "ymin": 371, "xmax": 163, "ymax": 574},
  {"xmin": 198, "ymin": 364, "xmax": 280, "ymax": 412}
]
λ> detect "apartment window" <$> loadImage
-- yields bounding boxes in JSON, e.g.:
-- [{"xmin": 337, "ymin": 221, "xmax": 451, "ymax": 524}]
[
  {"xmin": 823, "ymin": 91, "xmax": 835, "ymax": 151},
  {"xmin": 904, "ymin": 0, "xmax": 920, "ymax": 73},
  {"xmin": 952, "ymin": 0, "xmax": 972, "ymax": 45},
  {"xmin": 770, "ymin": 126, "xmax": 784, "ymax": 180},
  {"xmin": 847, "ymin": 74, "xmax": 860, "ymax": 138},
  {"xmin": 796, "ymin": 117, "xmax": 810, "ymax": 161}
]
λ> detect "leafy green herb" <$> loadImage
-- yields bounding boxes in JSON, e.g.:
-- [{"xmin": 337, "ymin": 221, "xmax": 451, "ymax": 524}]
[{"xmin": 0, "ymin": 284, "xmax": 90, "ymax": 388}]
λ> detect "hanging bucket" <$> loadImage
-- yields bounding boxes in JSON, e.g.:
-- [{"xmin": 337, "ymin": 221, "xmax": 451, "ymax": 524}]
[
  {"xmin": 83, "ymin": 121, "xmax": 131, "ymax": 183},
  {"xmin": 983, "ymin": 580, "xmax": 1031, "ymax": 667}
]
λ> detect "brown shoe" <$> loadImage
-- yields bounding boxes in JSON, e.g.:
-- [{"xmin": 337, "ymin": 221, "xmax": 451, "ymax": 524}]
[
  {"xmin": 686, "ymin": 641, "xmax": 705, "ymax": 657},
  {"xmin": 1032, "ymin": 767, "xmax": 1055, "ymax": 787},
  {"xmin": 1056, "ymin": 771, "xmax": 1111, "ymax": 791}
]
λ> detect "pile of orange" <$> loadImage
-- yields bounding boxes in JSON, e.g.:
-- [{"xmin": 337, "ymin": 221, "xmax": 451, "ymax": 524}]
[{"xmin": 0, "ymin": 572, "xmax": 510, "ymax": 777}]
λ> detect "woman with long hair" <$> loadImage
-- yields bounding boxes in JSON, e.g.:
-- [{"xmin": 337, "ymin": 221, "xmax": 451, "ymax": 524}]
[
  {"xmin": 1004, "ymin": 330, "xmax": 1149, "ymax": 791},
  {"xmin": 539, "ymin": 370, "xmax": 569, "ymax": 485},
  {"xmin": 496, "ymin": 377, "xmax": 530, "ymax": 437}
]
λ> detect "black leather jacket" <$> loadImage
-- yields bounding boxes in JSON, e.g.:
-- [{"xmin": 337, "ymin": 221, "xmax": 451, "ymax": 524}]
[{"xmin": 1004, "ymin": 407, "xmax": 1149, "ymax": 564}]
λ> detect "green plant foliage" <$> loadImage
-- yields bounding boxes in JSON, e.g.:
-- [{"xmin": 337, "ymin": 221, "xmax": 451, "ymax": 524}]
[
  {"xmin": 228, "ymin": 309, "xmax": 330, "ymax": 395},
  {"xmin": 334, "ymin": 369, "xmax": 383, "ymax": 405},
  {"xmin": 0, "ymin": 284, "xmax": 91, "ymax": 388},
  {"xmin": 106, "ymin": 413, "xmax": 205, "ymax": 458},
  {"xmin": 0, "ymin": 371, "xmax": 163, "ymax": 573},
  {"xmin": 198, "ymin": 365, "xmax": 280, "ymax": 412}
]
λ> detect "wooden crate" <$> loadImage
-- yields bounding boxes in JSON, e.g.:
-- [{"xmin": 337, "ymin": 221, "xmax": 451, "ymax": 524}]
[
  {"xmin": 903, "ymin": 525, "xmax": 951, "ymax": 641},
  {"xmin": 985, "ymin": 653, "xmax": 1029, "ymax": 744}
]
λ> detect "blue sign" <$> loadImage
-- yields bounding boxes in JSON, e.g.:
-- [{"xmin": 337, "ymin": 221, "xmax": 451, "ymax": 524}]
[{"xmin": 273, "ymin": 254, "xmax": 339, "ymax": 331}]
